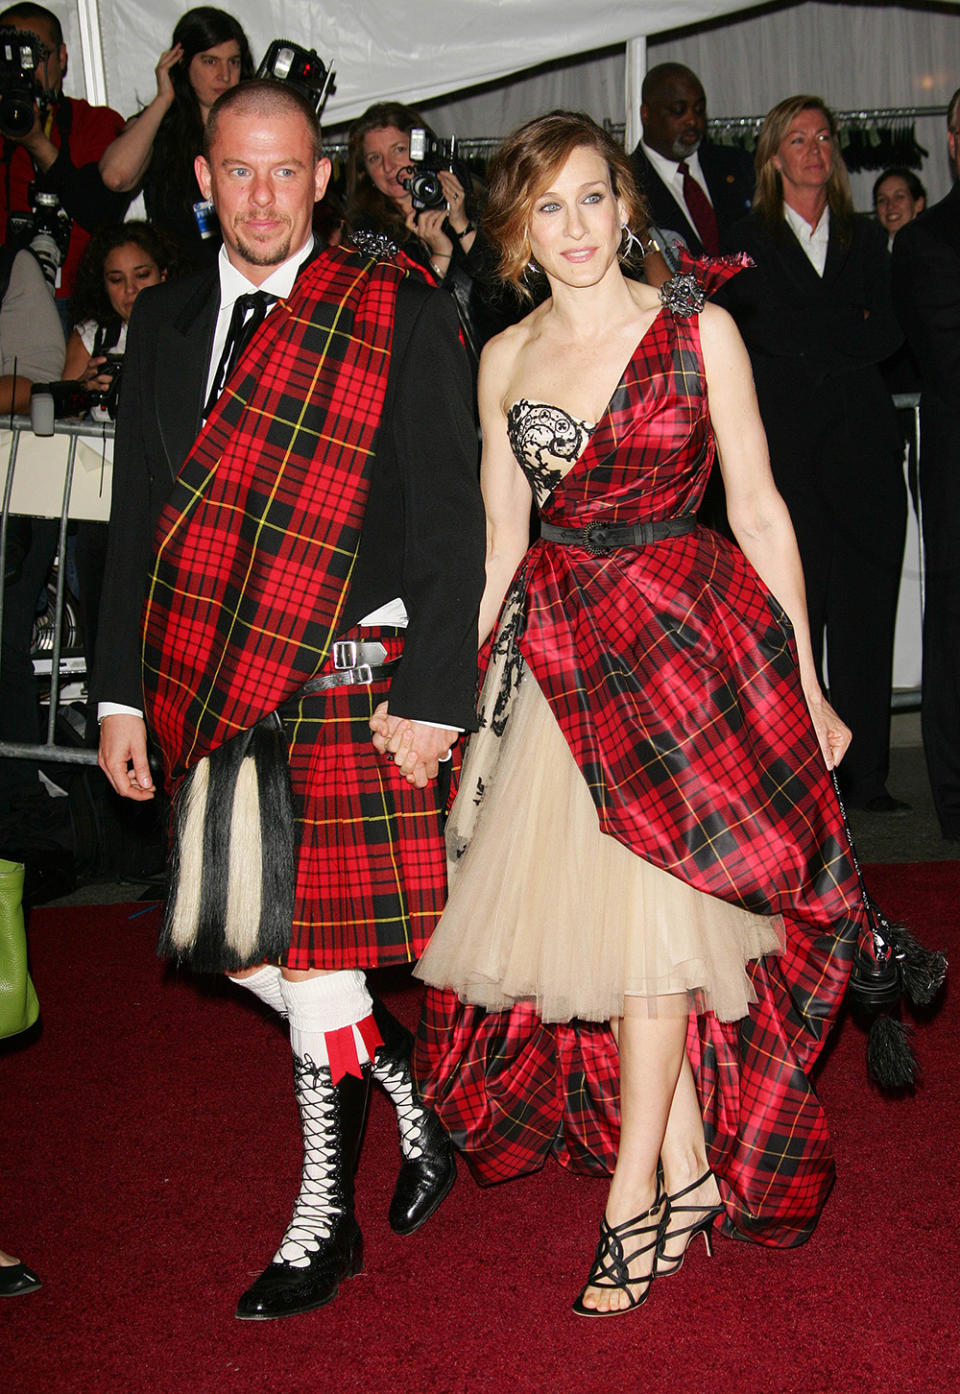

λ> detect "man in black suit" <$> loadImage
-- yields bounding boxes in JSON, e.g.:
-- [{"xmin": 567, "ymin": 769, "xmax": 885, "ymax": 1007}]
[
  {"xmin": 93, "ymin": 80, "xmax": 484, "ymax": 1319},
  {"xmin": 892, "ymin": 88, "xmax": 960, "ymax": 841},
  {"xmin": 630, "ymin": 62, "xmax": 754, "ymax": 257}
]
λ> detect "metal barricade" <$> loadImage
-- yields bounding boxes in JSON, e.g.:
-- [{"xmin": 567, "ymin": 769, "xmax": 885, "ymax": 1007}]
[{"xmin": 0, "ymin": 415, "xmax": 114, "ymax": 767}]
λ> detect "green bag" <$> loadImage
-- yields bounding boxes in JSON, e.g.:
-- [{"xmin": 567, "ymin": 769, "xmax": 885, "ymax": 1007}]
[{"xmin": 0, "ymin": 859, "xmax": 39, "ymax": 1039}]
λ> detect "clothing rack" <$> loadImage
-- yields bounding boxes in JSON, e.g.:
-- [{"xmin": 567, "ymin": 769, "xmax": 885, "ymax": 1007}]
[
  {"xmin": 322, "ymin": 105, "xmax": 946, "ymax": 169},
  {"xmin": 708, "ymin": 104, "xmax": 947, "ymax": 135},
  {"xmin": 603, "ymin": 105, "xmax": 947, "ymax": 148}
]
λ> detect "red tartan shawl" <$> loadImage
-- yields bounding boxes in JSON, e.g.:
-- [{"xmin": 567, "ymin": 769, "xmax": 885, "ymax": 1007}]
[{"xmin": 141, "ymin": 246, "xmax": 404, "ymax": 782}]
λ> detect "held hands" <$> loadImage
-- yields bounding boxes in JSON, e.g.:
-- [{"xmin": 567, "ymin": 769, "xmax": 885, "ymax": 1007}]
[
  {"xmin": 803, "ymin": 687, "xmax": 852, "ymax": 770},
  {"xmin": 369, "ymin": 701, "xmax": 456, "ymax": 789},
  {"xmin": 98, "ymin": 713, "xmax": 155, "ymax": 801}
]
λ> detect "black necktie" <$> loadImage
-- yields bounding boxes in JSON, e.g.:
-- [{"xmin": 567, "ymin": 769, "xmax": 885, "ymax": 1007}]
[
  {"xmin": 204, "ymin": 290, "xmax": 272, "ymax": 417},
  {"xmin": 677, "ymin": 162, "xmax": 720, "ymax": 256}
]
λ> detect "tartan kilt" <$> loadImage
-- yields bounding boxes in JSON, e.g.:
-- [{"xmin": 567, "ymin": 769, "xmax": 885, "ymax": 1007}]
[{"xmin": 280, "ymin": 628, "xmax": 450, "ymax": 970}]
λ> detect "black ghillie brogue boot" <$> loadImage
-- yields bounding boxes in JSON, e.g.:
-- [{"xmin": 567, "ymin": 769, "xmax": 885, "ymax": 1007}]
[
  {"xmin": 371, "ymin": 998, "xmax": 456, "ymax": 1235},
  {"xmin": 235, "ymin": 1058, "xmax": 370, "ymax": 1320}
]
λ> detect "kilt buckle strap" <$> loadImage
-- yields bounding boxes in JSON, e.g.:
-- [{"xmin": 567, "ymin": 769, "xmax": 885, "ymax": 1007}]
[{"xmin": 296, "ymin": 640, "xmax": 400, "ymax": 697}]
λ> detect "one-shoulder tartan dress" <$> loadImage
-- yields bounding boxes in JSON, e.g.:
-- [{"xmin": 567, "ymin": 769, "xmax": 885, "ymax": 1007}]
[{"xmin": 415, "ymin": 261, "xmax": 867, "ymax": 1248}]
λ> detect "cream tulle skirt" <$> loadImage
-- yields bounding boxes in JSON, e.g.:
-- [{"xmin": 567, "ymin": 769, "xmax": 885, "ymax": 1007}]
[{"xmin": 416, "ymin": 666, "xmax": 783, "ymax": 1024}]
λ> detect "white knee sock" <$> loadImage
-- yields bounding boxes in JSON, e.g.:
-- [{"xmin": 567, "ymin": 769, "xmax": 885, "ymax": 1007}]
[
  {"xmin": 279, "ymin": 970, "xmax": 378, "ymax": 1074},
  {"xmin": 227, "ymin": 964, "xmax": 287, "ymax": 1016}
]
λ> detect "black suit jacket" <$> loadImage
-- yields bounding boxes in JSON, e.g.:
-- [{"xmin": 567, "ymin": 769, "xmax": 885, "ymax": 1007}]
[
  {"xmin": 891, "ymin": 182, "xmax": 960, "ymax": 564},
  {"xmin": 719, "ymin": 211, "xmax": 902, "ymax": 490},
  {"xmin": 892, "ymin": 183, "xmax": 960, "ymax": 415},
  {"xmin": 92, "ymin": 257, "xmax": 484, "ymax": 730},
  {"xmin": 630, "ymin": 139, "xmax": 754, "ymax": 255}
]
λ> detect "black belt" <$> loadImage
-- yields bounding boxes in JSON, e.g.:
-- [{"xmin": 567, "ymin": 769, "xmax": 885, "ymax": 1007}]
[
  {"xmin": 296, "ymin": 640, "xmax": 400, "ymax": 695},
  {"xmin": 539, "ymin": 514, "xmax": 696, "ymax": 555}
]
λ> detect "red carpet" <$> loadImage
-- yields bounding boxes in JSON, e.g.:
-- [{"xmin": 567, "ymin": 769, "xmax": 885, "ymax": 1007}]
[{"xmin": 3, "ymin": 862, "xmax": 958, "ymax": 1394}]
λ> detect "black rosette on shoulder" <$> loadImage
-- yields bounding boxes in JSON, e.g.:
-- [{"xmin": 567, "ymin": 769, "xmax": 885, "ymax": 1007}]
[
  {"xmin": 348, "ymin": 229, "xmax": 400, "ymax": 262},
  {"xmin": 658, "ymin": 247, "xmax": 755, "ymax": 313},
  {"xmin": 658, "ymin": 271, "xmax": 706, "ymax": 317}
]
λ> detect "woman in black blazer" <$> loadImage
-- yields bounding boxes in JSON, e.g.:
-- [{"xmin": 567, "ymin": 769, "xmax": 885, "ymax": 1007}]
[{"xmin": 722, "ymin": 96, "xmax": 906, "ymax": 811}]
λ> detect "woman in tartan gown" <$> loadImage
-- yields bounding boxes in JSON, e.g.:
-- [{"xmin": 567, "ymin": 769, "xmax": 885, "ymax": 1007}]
[{"xmin": 410, "ymin": 114, "xmax": 866, "ymax": 1315}]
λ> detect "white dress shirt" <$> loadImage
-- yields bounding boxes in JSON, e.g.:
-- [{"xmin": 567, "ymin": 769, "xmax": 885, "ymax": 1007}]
[
  {"xmin": 784, "ymin": 202, "xmax": 830, "ymax": 277},
  {"xmin": 641, "ymin": 141, "xmax": 715, "ymax": 231}
]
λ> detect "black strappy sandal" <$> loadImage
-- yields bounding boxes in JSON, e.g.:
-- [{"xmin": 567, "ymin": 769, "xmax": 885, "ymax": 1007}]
[
  {"xmin": 656, "ymin": 1171, "xmax": 724, "ymax": 1276},
  {"xmin": 572, "ymin": 1191, "xmax": 665, "ymax": 1318}
]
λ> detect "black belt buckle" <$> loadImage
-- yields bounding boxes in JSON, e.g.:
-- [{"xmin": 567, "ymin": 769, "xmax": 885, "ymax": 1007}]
[{"xmin": 581, "ymin": 521, "xmax": 613, "ymax": 556}]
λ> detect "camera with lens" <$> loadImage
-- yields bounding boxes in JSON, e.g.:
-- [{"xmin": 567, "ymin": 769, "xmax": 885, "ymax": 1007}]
[
  {"xmin": 0, "ymin": 25, "xmax": 42, "ymax": 139},
  {"xmin": 7, "ymin": 186, "xmax": 71, "ymax": 286},
  {"xmin": 30, "ymin": 353, "xmax": 123, "ymax": 434},
  {"xmin": 256, "ymin": 39, "xmax": 335, "ymax": 114},
  {"xmin": 402, "ymin": 129, "xmax": 472, "ymax": 213}
]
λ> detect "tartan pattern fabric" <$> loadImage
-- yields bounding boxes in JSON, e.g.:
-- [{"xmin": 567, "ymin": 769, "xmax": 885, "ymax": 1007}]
[
  {"xmin": 414, "ymin": 259, "xmax": 867, "ymax": 1245},
  {"xmin": 141, "ymin": 245, "xmax": 404, "ymax": 782},
  {"xmin": 280, "ymin": 628, "xmax": 449, "ymax": 970}
]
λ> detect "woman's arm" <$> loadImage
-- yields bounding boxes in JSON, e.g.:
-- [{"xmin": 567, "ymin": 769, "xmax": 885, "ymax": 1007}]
[
  {"xmin": 98, "ymin": 45, "xmax": 182, "ymax": 192},
  {"xmin": 476, "ymin": 335, "xmax": 534, "ymax": 645},
  {"xmin": 700, "ymin": 303, "xmax": 851, "ymax": 769},
  {"xmin": 437, "ymin": 170, "xmax": 477, "ymax": 258},
  {"xmin": 62, "ymin": 328, "xmax": 91, "ymax": 380}
]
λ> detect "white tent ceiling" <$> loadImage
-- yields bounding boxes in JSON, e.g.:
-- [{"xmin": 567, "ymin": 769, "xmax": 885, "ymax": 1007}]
[{"xmin": 66, "ymin": 0, "xmax": 765, "ymax": 126}]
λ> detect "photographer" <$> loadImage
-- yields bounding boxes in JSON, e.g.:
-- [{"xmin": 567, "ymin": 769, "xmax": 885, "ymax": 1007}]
[
  {"xmin": 63, "ymin": 220, "xmax": 182, "ymax": 398},
  {"xmin": 0, "ymin": 4, "xmax": 128, "ymax": 308},
  {"xmin": 346, "ymin": 101, "xmax": 511, "ymax": 368},
  {"xmin": 0, "ymin": 232, "xmax": 61, "ymax": 408},
  {"xmin": 0, "ymin": 231, "xmax": 64, "ymax": 812},
  {"xmin": 98, "ymin": 7, "xmax": 253, "ymax": 268}
]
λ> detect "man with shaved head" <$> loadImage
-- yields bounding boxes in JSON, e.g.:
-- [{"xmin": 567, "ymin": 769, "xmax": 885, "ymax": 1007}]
[
  {"xmin": 630, "ymin": 62, "xmax": 754, "ymax": 257},
  {"xmin": 93, "ymin": 79, "xmax": 484, "ymax": 1320}
]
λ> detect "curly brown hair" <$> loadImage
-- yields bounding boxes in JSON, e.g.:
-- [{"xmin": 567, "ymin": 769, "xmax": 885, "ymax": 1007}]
[
  {"xmin": 483, "ymin": 110, "xmax": 648, "ymax": 300},
  {"xmin": 69, "ymin": 222, "xmax": 187, "ymax": 331}
]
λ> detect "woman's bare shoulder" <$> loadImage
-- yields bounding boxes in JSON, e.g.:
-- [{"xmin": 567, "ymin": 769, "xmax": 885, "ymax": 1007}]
[{"xmin": 480, "ymin": 304, "xmax": 547, "ymax": 381}]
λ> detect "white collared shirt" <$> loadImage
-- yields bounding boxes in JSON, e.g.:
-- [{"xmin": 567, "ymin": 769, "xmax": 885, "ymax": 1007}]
[
  {"xmin": 641, "ymin": 141, "xmax": 714, "ymax": 230},
  {"xmin": 202, "ymin": 237, "xmax": 315, "ymax": 413},
  {"xmin": 784, "ymin": 202, "xmax": 830, "ymax": 277}
]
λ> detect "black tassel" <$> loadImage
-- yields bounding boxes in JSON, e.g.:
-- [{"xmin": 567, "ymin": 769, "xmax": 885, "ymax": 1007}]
[
  {"xmin": 879, "ymin": 912, "xmax": 948, "ymax": 1007},
  {"xmin": 830, "ymin": 769, "xmax": 948, "ymax": 1087},
  {"xmin": 865, "ymin": 1015, "xmax": 918, "ymax": 1089}
]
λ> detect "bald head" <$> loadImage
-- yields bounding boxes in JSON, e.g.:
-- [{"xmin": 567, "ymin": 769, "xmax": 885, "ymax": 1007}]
[
  {"xmin": 640, "ymin": 63, "xmax": 707, "ymax": 163},
  {"xmin": 204, "ymin": 79, "xmax": 322, "ymax": 162}
]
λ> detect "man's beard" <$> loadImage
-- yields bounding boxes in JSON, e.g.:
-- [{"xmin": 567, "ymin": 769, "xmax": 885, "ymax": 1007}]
[
  {"xmin": 670, "ymin": 132, "xmax": 703, "ymax": 161},
  {"xmin": 232, "ymin": 216, "xmax": 294, "ymax": 268}
]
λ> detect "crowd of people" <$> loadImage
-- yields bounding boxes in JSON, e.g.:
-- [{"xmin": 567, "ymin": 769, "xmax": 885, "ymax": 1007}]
[{"xmin": 1, "ymin": 2, "xmax": 954, "ymax": 1329}]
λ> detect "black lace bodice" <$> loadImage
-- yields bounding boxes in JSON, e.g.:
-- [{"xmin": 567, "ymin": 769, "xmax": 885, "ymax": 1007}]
[{"xmin": 506, "ymin": 399, "xmax": 595, "ymax": 506}]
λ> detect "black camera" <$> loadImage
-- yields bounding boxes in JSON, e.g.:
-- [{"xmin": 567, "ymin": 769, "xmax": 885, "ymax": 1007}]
[
  {"xmin": 0, "ymin": 25, "xmax": 41, "ymax": 139},
  {"xmin": 256, "ymin": 39, "xmax": 334, "ymax": 115},
  {"xmin": 7, "ymin": 187, "xmax": 71, "ymax": 286},
  {"xmin": 402, "ymin": 129, "xmax": 471, "ymax": 213},
  {"xmin": 30, "ymin": 355, "xmax": 123, "ymax": 434}
]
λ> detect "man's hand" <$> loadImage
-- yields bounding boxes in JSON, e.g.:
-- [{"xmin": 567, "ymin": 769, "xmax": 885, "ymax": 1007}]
[
  {"xmin": 12, "ymin": 102, "xmax": 58, "ymax": 170},
  {"xmin": 370, "ymin": 701, "xmax": 456, "ymax": 789},
  {"xmin": 98, "ymin": 713, "xmax": 155, "ymax": 800}
]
